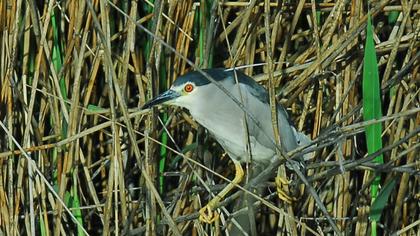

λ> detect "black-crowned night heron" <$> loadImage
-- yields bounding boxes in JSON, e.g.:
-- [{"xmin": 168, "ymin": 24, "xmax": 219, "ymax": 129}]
[{"xmin": 143, "ymin": 68, "xmax": 310, "ymax": 223}]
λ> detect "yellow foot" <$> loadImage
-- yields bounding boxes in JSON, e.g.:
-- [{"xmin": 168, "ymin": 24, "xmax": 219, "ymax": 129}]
[
  {"xmin": 198, "ymin": 163, "xmax": 243, "ymax": 223},
  {"xmin": 275, "ymin": 176, "xmax": 295, "ymax": 204},
  {"xmin": 199, "ymin": 204, "xmax": 219, "ymax": 223}
]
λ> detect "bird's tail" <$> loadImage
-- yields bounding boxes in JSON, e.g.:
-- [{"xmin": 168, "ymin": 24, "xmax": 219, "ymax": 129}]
[{"xmin": 291, "ymin": 127, "xmax": 316, "ymax": 161}]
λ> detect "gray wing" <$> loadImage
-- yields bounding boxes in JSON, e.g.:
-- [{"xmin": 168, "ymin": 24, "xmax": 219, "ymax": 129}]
[
  {"xmin": 227, "ymin": 70, "xmax": 270, "ymax": 104},
  {"xmin": 228, "ymin": 69, "xmax": 314, "ymax": 155}
]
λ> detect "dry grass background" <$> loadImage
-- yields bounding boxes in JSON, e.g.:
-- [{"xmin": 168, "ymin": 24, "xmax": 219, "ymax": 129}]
[{"xmin": 0, "ymin": 0, "xmax": 419, "ymax": 235}]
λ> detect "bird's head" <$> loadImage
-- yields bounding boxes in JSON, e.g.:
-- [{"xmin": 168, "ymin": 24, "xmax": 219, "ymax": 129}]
[{"xmin": 142, "ymin": 69, "xmax": 227, "ymax": 110}]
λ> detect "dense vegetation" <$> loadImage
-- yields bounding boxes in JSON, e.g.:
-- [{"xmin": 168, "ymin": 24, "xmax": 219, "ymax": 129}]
[{"xmin": 0, "ymin": 1, "xmax": 419, "ymax": 235}]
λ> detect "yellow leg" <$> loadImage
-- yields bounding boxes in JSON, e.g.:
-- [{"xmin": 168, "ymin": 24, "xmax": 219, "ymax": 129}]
[
  {"xmin": 199, "ymin": 162, "xmax": 244, "ymax": 223},
  {"xmin": 275, "ymin": 176, "xmax": 295, "ymax": 204}
]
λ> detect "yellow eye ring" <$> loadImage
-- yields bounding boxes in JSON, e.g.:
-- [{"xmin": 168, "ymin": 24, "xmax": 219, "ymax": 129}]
[{"xmin": 184, "ymin": 84, "xmax": 194, "ymax": 93}]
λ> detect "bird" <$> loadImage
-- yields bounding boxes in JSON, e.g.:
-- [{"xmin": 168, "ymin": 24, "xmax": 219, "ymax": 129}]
[{"xmin": 142, "ymin": 68, "xmax": 311, "ymax": 224}]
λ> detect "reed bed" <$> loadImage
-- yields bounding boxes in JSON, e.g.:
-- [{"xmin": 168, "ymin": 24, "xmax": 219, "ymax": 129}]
[{"xmin": 0, "ymin": 0, "xmax": 419, "ymax": 235}]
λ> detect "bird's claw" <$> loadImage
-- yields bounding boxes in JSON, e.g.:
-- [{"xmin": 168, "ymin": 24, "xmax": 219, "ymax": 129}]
[
  {"xmin": 275, "ymin": 176, "xmax": 295, "ymax": 204},
  {"xmin": 199, "ymin": 204, "xmax": 219, "ymax": 223}
]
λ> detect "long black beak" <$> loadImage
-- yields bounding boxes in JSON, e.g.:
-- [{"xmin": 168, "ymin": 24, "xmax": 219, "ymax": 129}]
[{"xmin": 142, "ymin": 89, "xmax": 180, "ymax": 109}]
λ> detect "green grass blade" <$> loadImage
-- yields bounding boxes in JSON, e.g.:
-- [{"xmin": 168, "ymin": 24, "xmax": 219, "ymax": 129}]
[
  {"xmin": 158, "ymin": 69, "xmax": 168, "ymax": 194},
  {"xmin": 363, "ymin": 13, "xmax": 384, "ymax": 236},
  {"xmin": 198, "ymin": 0, "xmax": 214, "ymax": 68},
  {"xmin": 39, "ymin": 210, "xmax": 47, "ymax": 236},
  {"xmin": 51, "ymin": 11, "xmax": 67, "ymax": 101},
  {"xmin": 387, "ymin": 11, "xmax": 399, "ymax": 24},
  {"xmin": 169, "ymin": 142, "xmax": 198, "ymax": 168},
  {"xmin": 370, "ymin": 178, "xmax": 397, "ymax": 222},
  {"xmin": 159, "ymin": 113, "xmax": 168, "ymax": 194},
  {"xmin": 316, "ymin": 0, "xmax": 322, "ymax": 27},
  {"xmin": 87, "ymin": 104, "xmax": 107, "ymax": 112},
  {"xmin": 363, "ymin": 13, "xmax": 384, "ymax": 195},
  {"xmin": 199, "ymin": 1, "xmax": 205, "ymax": 67},
  {"xmin": 72, "ymin": 171, "xmax": 84, "ymax": 236}
]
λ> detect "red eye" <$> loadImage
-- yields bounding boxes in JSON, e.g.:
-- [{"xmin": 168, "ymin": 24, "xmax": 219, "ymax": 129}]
[{"xmin": 184, "ymin": 84, "xmax": 194, "ymax": 93}]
